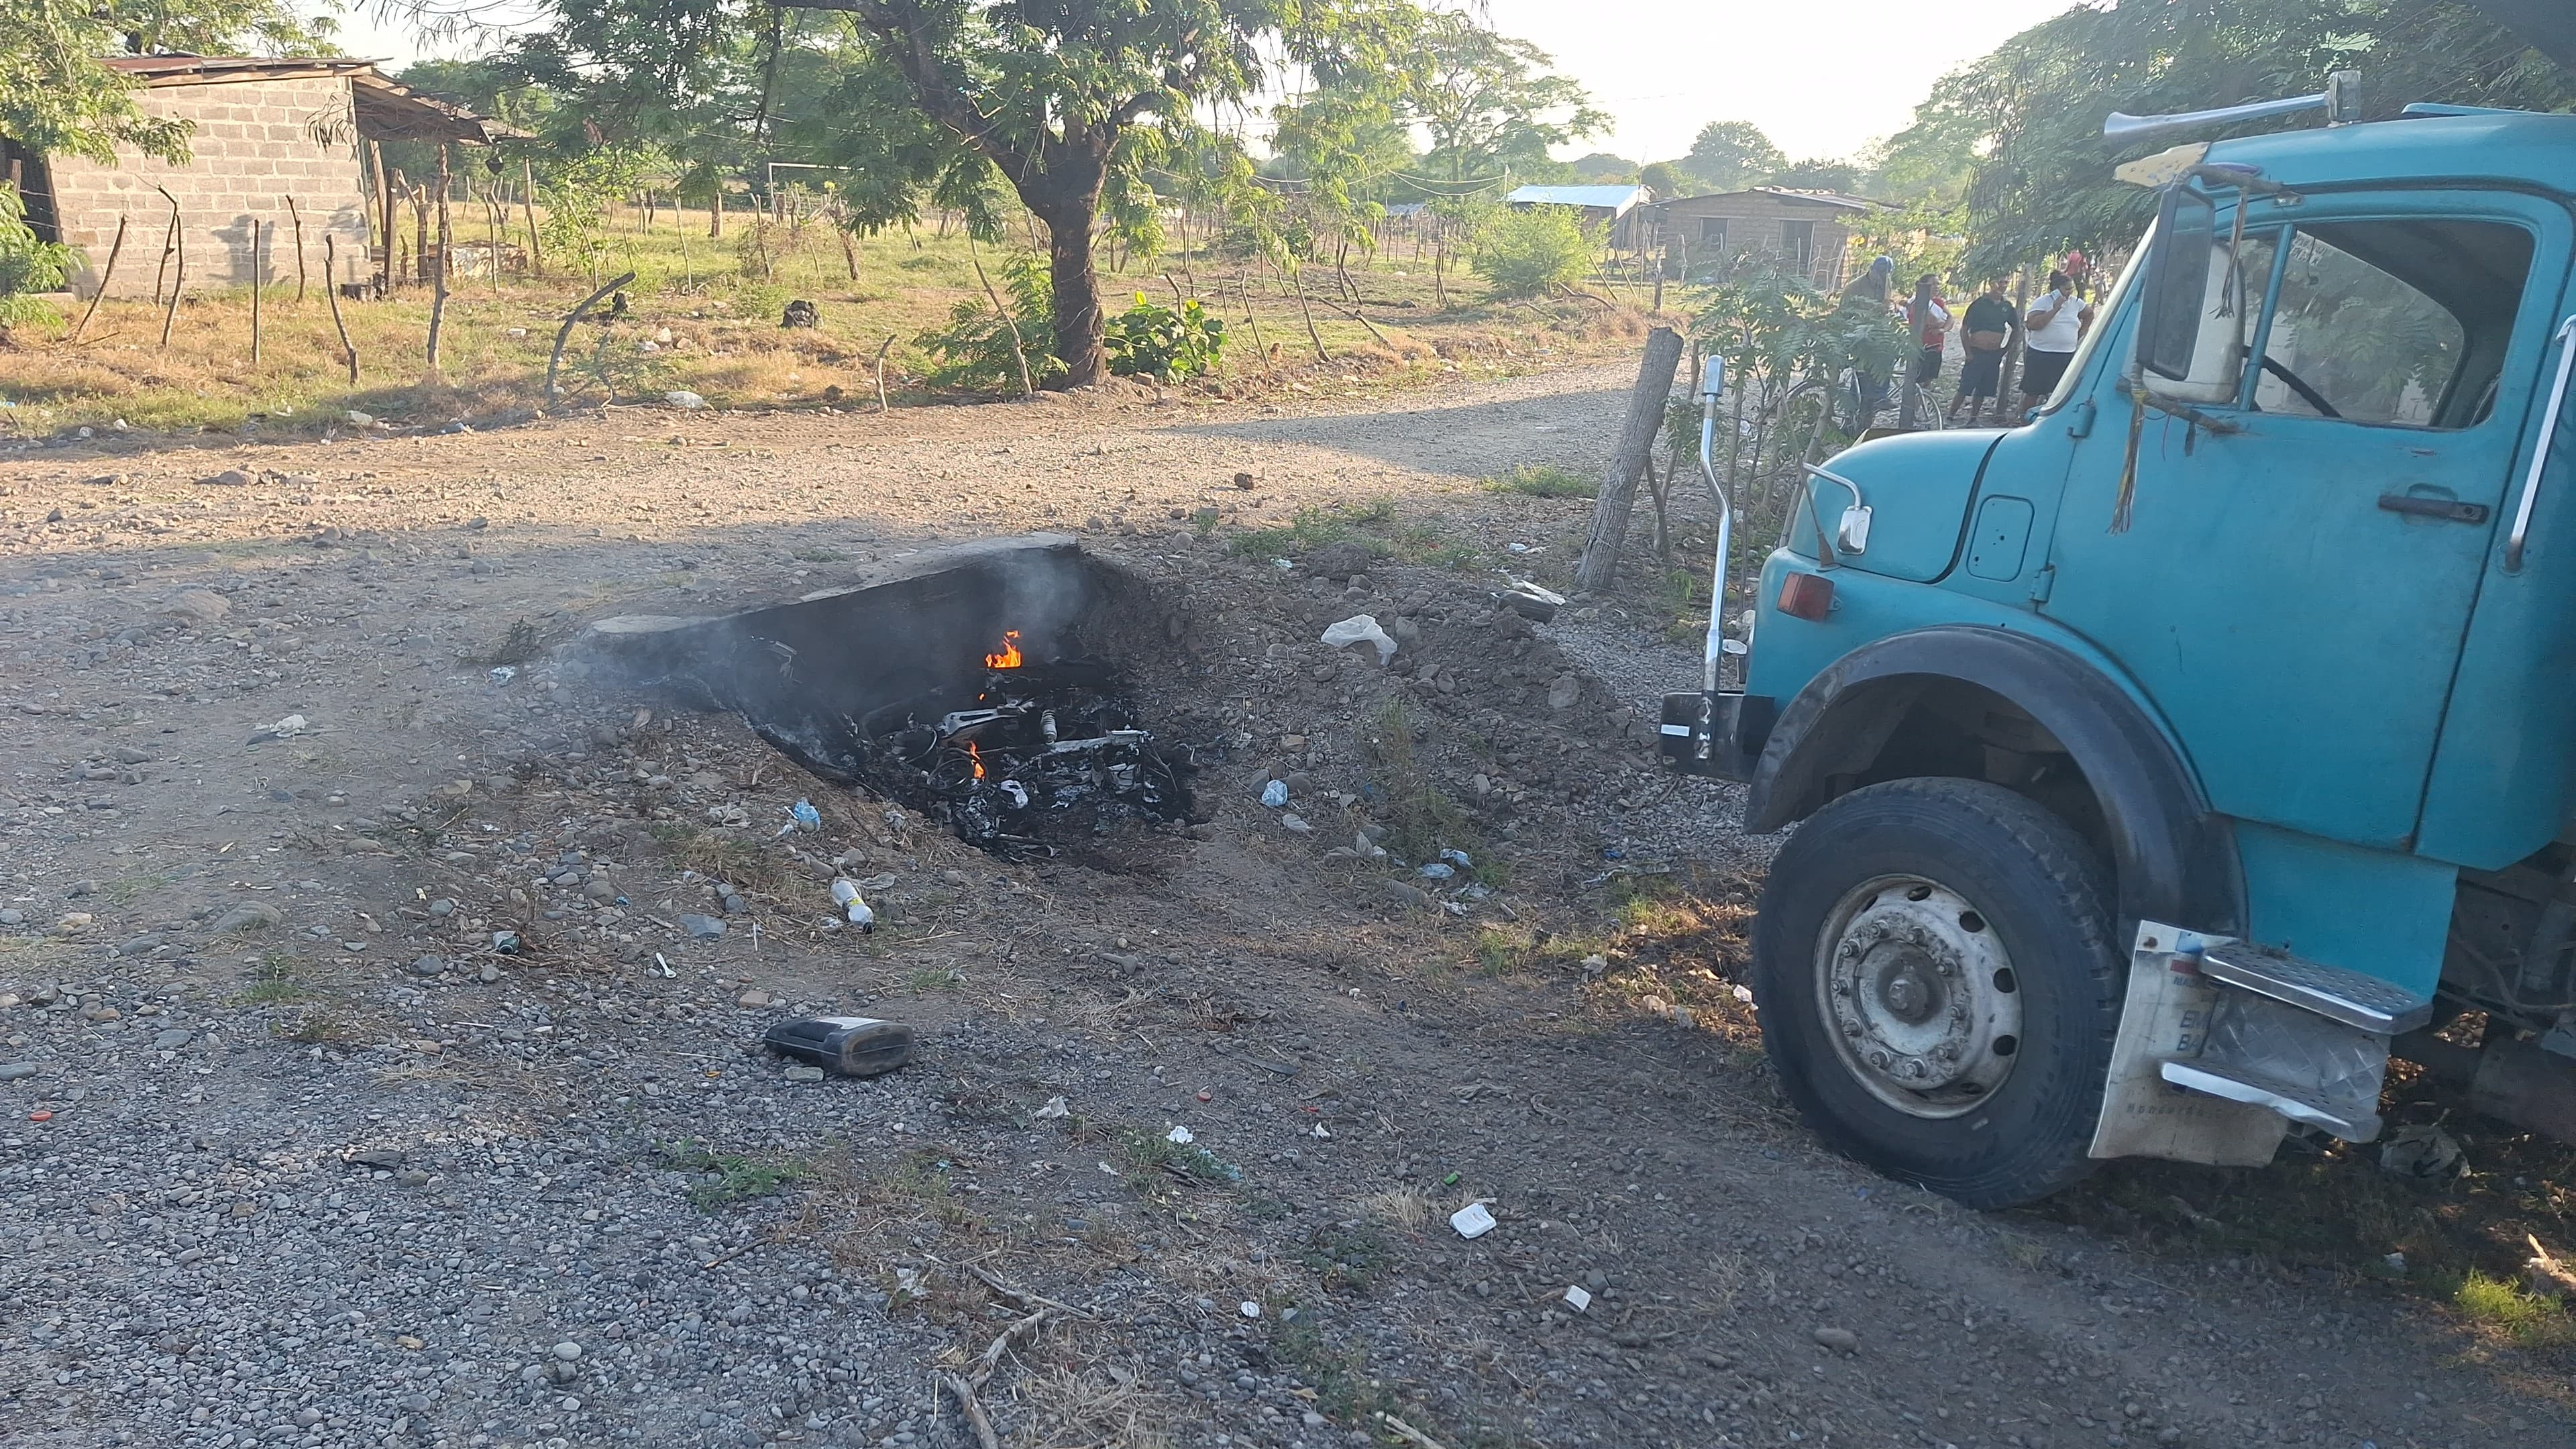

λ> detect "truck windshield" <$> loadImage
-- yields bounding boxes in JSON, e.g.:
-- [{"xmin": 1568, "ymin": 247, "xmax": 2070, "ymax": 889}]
[{"xmin": 2037, "ymin": 223, "xmax": 2151, "ymax": 415}]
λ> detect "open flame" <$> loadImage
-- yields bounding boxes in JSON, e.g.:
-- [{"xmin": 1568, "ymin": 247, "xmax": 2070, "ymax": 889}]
[
  {"xmin": 966, "ymin": 739, "xmax": 985, "ymax": 780},
  {"xmin": 984, "ymin": 630, "xmax": 1024, "ymax": 669}
]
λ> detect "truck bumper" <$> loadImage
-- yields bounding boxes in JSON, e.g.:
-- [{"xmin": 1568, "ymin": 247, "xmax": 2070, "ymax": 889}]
[{"xmin": 1658, "ymin": 690, "xmax": 1775, "ymax": 782}]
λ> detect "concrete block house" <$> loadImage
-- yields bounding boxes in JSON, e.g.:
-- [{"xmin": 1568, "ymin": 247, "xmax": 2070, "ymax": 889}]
[
  {"xmin": 1653, "ymin": 186, "xmax": 1879, "ymax": 290},
  {"xmin": 0, "ymin": 55, "xmax": 511, "ymax": 298}
]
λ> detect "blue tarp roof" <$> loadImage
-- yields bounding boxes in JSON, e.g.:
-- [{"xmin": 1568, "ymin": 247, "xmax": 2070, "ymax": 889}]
[{"xmin": 1505, "ymin": 184, "xmax": 1646, "ymax": 213}]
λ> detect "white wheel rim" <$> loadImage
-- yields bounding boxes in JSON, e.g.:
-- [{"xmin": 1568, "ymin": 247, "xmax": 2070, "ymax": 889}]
[{"xmin": 1814, "ymin": 874, "xmax": 2024, "ymax": 1119}]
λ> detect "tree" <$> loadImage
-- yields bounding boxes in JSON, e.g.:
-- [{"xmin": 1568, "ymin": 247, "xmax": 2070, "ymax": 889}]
[
  {"xmin": 1639, "ymin": 160, "xmax": 1687, "ymax": 198},
  {"xmin": 1770, "ymin": 157, "xmax": 1865, "ymax": 193},
  {"xmin": 2, "ymin": 0, "xmax": 331, "ymax": 165},
  {"xmin": 1564, "ymin": 152, "xmax": 1638, "ymax": 183},
  {"xmin": 1682, "ymin": 120, "xmax": 1784, "ymax": 191},
  {"xmin": 517, "ymin": 0, "xmax": 1395, "ymax": 386},
  {"xmin": 1884, "ymin": 0, "xmax": 2575, "ymax": 276},
  {"xmin": 1410, "ymin": 9, "xmax": 1608, "ymax": 184}
]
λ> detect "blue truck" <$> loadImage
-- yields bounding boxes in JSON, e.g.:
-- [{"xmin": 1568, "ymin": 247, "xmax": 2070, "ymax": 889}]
[{"xmin": 1659, "ymin": 17, "xmax": 2576, "ymax": 1208}]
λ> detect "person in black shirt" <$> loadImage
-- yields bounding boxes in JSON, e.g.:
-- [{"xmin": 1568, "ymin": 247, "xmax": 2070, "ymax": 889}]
[{"xmin": 1949, "ymin": 277, "xmax": 2017, "ymax": 419}]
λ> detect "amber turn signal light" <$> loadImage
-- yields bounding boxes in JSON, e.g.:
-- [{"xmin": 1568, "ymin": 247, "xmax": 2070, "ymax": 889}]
[{"xmin": 1777, "ymin": 573, "xmax": 1835, "ymax": 621}]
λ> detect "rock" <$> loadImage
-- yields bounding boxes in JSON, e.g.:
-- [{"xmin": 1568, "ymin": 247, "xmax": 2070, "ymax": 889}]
[
  {"xmin": 1233, "ymin": 472, "xmax": 1256, "ymax": 490},
  {"xmin": 1383, "ymin": 880, "xmax": 1431, "ymax": 908},
  {"xmin": 1280, "ymin": 813, "xmax": 1311, "ymax": 834},
  {"xmin": 209, "ymin": 902, "xmax": 284, "ymax": 934},
  {"xmin": 1811, "ymin": 1326, "xmax": 1858, "ymax": 1353},
  {"xmin": 164, "ymin": 589, "xmax": 231, "ymax": 623},
  {"xmin": 680, "ymin": 913, "xmax": 727, "ymax": 938},
  {"xmin": 553, "ymin": 1341, "xmax": 583, "ymax": 1361},
  {"xmin": 583, "ymin": 877, "xmax": 616, "ymax": 902},
  {"xmin": 735, "ymin": 988, "xmax": 772, "ymax": 1008},
  {"xmin": 478, "ymin": 964, "xmax": 504, "ymax": 983},
  {"xmin": 0, "ymin": 1063, "xmax": 38, "ymax": 1081},
  {"xmin": 65, "ymin": 879, "xmax": 97, "ymax": 899},
  {"xmin": 665, "ymin": 390, "xmax": 708, "ymax": 410},
  {"xmin": 410, "ymin": 955, "xmax": 446, "ymax": 977},
  {"xmin": 112, "ymin": 746, "xmax": 152, "ymax": 765},
  {"xmin": 28, "ymin": 984, "xmax": 60, "ymax": 1006},
  {"xmin": 784, "ymin": 1064, "xmax": 826, "ymax": 1083},
  {"xmin": 153, "ymin": 1028, "xmax": 195, "ymax": 1051},
  {"xmin": 116, "ymin": 934, "xmax": 161, "ymax": 957},
  {"xmin": 1547, "ymin": 674, "xmax": 1583, "ymax": 712},
  {"xmin": 0, "ymin": 909, "xmax": 21, "ymax": 926},
  {"xmin": 1305, "ymin": 541, "xmax": 1377, "ymax": 582},
  {"xmin": 204, "ymin": 469, "xmax": 254, "ymax": 487}
]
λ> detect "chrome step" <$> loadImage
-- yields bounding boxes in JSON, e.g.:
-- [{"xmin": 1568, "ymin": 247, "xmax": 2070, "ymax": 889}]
[
  {"xmin": 2196, "ymin": 941, "xmax": 2432, "ymax": 1034},
  {"xmin": 2159, "ymin": 1061, "xmax": 2382, "ymax": 1142}
]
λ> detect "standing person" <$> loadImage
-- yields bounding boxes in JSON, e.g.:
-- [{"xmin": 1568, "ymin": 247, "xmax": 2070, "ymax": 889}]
[
  {"xmin": 1949, "ymin": 276, "xmax": 2015, "ymax": 419},
  {"xmin": 2019, "ymin": 270, "xmax": 2088, "ymax": 415},
  {"xmin": 1839, "ymin": 255, "xmax": 1899, "ymax": 423},
  {"xmin": 1902, "ymin": 273, "xmax": 1950, "ymax": 389}
]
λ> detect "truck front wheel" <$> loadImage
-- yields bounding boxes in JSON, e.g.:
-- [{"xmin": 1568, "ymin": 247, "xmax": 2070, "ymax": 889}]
[{"xmin": 1751, "ymin": 777, "xmax": 2123, "ymax": 1209}]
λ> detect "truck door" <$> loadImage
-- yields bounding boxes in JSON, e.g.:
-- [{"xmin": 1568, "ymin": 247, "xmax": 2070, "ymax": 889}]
[{"xmin": 2037, "ymin": 191, "xmax": 2566, "ymax": 852}]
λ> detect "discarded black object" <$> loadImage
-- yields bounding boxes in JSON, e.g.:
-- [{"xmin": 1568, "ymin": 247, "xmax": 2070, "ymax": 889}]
[
  {"xmin": 782, "ymin": 299, "xmax": 820, "ymax": 328},
  {"xmin": 763, "ymin": 1016, "xmax": 916, "ymax": 1078}
]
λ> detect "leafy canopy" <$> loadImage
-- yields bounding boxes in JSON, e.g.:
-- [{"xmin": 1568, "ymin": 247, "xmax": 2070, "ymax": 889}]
[
  {"xmin": 1682, "ymin": 121, "xmax": 1784, "ymax": 193},
  {"xmin": 1882, "ymin": 0, "xmax": 2576, "ymax": 275},
  {"xmin": 2, "ymin": 0, "xmax": 333, "ymax": 164}
]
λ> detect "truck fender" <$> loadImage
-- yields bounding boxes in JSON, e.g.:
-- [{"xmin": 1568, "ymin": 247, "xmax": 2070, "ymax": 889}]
[{"xmin": 1745, "ymin": 626, "xmax": 2244, "ymax": 934}]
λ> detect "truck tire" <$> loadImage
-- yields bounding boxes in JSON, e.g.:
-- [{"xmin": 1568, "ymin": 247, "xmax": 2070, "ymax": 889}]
[{"xmin": 1751, "ymin": 776, "xmax": 2122, "ymax": 1209}]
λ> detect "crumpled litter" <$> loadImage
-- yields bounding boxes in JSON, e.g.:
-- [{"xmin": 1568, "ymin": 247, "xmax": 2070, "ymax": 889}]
[
  {"xmin": 249, "ymin": 713, "xmax": 309, "ymax": 743},
  {"xmin": 1260, "ymin": 780, "xmax": 1289, "ymax": 808},
  {"xmin": 1320, "ymin": 613, "xmax": 1398, "ymax": 665},
  {"xmin": 2379, "ymin": 1122, "xmax": 2465, "ymax": 1180}
]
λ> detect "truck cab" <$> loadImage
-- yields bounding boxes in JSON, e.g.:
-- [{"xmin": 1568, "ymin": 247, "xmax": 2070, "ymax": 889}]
[{"xmin": 1664, "ymin": 99, "xmax": 2576, "ymax": 1208}]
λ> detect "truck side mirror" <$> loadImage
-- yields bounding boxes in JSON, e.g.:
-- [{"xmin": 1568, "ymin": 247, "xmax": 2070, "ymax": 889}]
[{"xmin": 2137, "ymin": 185, "xmax": 2247, "ymax": 405}]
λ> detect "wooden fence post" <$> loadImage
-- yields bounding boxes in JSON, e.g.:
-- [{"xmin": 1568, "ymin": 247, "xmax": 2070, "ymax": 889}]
[
  {"xmin": 154, "ymin": 185, "xmax": 183, "ymax": 351},
  {"xmin": 250, "ymin": 218, "xmax": 264, "ymax": 364},
  {"xmin": 521, "ymin": 156, "xmax": 545, "ymax": 278},
  {"xmin": 325, "ymin": 234, "xmax": 360, "ymax": 384},
  {"xmin": 70, "ymin": 215, "xmax": 126, "ymax": 343},
  {"xmin": 427, "ymin": 144, "xmax": 453, "ymax": 370},
  {"xmin": 1574, "ymin": 325, "xmax": 1687, "ymax": 596},
  {"xmin": 284, "ymin": 194, "xmax": 306, "ymax": 303}
]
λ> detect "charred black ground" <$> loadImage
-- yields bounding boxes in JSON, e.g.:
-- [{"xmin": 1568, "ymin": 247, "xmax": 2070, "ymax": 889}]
[{"xmin": 584, "ymin": 535, "xmax": 1199, "ymax": 858}]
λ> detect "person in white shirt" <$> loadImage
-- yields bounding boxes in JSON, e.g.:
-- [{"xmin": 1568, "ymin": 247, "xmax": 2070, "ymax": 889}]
[{"xmin": 2019, "ymin": 269, "xmax": 2091, "ymax": 411}]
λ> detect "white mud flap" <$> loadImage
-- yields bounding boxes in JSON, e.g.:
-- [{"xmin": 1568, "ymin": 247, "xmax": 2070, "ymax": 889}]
[{"xmin": 2089, "ymin": 920, "xmax": 2288, "ymax": 1166}]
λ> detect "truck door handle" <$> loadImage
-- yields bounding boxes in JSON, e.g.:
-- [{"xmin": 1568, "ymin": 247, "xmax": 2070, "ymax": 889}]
[
  {"xmin": 2506, "ymin": 313, "xmax": 2576, "ymax": 572},
  {"xmin": 2377, "ymin": 494, "xmax": 2489, "ymax": 524}
]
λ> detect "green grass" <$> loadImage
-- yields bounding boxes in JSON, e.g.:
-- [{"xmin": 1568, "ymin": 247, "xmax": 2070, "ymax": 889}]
[
  {"xmin": 235, "ymin": 951, "xmax": 307, "ymax": 1004},
  {"xmin": 1225, "ymin": 499, "xmax": 1397, "ymax": 559},
  {"xmin": 659, "ymin": 1139, "xmax": 812, "ymax": 1211},
  {"xmin": 791, "ymin": 547, "xmax": 852, "ymax": 563},
  {"xmin": 1485, "ymin": 463, "xmax": 1595, "ymax": 498},
  {"xmin": 1121, "ymin": 1126, "xmax": 1242, "ymax": 1185},
  {"xmin": 1361, "ymin": 698, "xmax": 1503, "ymax": 886},
  {"xmin": 2455, "ymin": 1270, "xmax": 2576, "ymax": 1348}
]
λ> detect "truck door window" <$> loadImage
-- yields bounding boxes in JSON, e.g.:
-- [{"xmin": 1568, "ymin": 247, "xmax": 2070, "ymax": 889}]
[{"xmin": 2252, "ymin": 219, "xmax": 2532, "ymax": 429}]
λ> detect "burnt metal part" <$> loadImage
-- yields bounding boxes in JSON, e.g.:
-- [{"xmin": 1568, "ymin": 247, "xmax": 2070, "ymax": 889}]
[{"xmin": 582, "ymin": 534, "xmax": 1196, "ymax": 857}]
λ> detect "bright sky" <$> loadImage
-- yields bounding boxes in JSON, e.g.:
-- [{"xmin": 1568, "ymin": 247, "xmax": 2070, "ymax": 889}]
[{"xmin": 332, "ymin": 0, "xmax": 2080, "ymax": 164}]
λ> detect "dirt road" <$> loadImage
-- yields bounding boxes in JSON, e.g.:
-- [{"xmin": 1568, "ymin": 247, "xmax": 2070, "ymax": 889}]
[{"xmin": 0, "ymin": 368, "xmax": 2561, "ymax": 1448}]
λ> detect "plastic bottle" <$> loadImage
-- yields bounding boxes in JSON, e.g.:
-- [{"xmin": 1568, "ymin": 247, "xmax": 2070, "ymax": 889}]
[{"xmin": 830, "ymin": 878, "xmax": 876, "ymax": 932}]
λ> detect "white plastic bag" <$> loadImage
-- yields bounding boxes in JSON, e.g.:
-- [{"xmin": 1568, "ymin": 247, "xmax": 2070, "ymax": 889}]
[{"xmin": 1320, "ymin": 613, "xmax": 1397, "ymax": 665}]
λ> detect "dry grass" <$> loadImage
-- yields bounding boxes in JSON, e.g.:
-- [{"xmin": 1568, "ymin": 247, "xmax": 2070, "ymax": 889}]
[
  {"xmin": 2, "ymin": 205, "xmax": 1655, "ymax": 440},
  {"xmin": 1357, "ymin": 1184, "xmax": 1434, "ymax": 1232}
]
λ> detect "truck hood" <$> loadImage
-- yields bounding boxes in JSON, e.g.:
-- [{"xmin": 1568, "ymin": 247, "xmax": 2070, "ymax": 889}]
[{"xmin": 1794, "ymin": 429, "xmax": 2007, "ymax": 583}]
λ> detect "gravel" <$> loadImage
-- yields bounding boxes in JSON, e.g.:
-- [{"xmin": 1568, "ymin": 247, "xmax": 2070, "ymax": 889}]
[{"xmin": 1543, "ymin": 612, "xmax": 1776, "ymax": 876}]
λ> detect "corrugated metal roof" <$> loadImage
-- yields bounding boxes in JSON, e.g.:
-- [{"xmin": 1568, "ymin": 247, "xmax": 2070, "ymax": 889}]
[{"xmin": 1505, "ymin": 184, "xmax": 1647, "ymax": 213}]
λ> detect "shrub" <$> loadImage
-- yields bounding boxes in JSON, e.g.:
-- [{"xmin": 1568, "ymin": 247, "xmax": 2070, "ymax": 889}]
[
  {"xmin": 916, "ymin": 251, "xmax": 1061, "ymax": 390},
  {"xmin": 1104, "ymin": 292, "xmax": 1226, "ymax": 382},
  {"xmin": 0, "ymin": 184, "xmax": 73, "ymax": 328},
  {"xmin": 1470, "ymin": 206, "xmax": 1599, "ymax": 300}
]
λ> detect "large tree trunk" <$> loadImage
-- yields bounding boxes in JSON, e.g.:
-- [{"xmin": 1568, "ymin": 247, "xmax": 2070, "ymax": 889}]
[{"xmin": 1040, "ymin": 204, "xmax": 1106, "ymax": 387}]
